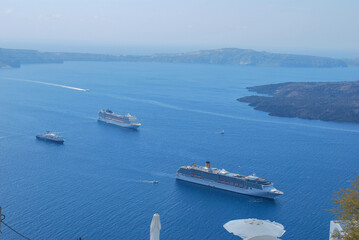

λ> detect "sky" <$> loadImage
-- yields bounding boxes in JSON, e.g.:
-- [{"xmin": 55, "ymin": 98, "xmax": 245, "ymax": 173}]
[{"xmin": 0, "ymin": 0, "xmax": 359, "ymax": 57}]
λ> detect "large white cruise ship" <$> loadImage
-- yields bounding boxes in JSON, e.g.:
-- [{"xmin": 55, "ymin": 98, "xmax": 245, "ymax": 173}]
[
  {"xmin": 98, "ymin": 109, "xmax": 141, "ymax": 129},
  {"xmin": 176, "ymin": 162, "xmax": 283, "ymax": 199}
]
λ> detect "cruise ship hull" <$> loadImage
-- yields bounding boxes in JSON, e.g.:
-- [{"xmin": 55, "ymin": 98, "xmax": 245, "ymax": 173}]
[
  {"xmin": 98, "ymin": 118, "xmax": 140, "ymax": 129},
  {"xmin": 36, "ymin": 135, "xmax": 64, "ymax": 144},
  {"xmin": 176, "ymin": 174, "xmax": 281, "ymax": 199}
]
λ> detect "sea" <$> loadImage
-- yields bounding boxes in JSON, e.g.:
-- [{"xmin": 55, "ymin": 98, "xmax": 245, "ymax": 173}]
[{"xmin": 0, "ymin": 61, "xmax": 358, "ymax": 240}]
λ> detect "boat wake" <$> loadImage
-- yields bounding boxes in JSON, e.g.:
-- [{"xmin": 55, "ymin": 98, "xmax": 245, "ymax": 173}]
[
  {"xmin": 67, "ymin": 118, "xmax": 97, "ymax": 125},
  {"xmin": 249, "ymin": 199, "xmax": 265, "ymax": 203},
  {"xmin": 86, "ymin": 117, "xmax": 99, "ymax": 120},
  {"xmin": 0, "ymin": 77, "xmax": 89, "ymax": 92},
  {"xmin": 148, "ymin": 171, "xmax": 175, "ymax": 179},
  {"xmin": 103, "ymin": 94, "xmax": 183, "ymax": 110},
  {"xmin": 0, "ymin": 134, "xmax": 25, "ymax": 140},
  {"xmin": 101, "ymin": 93, "xmax": 359, "ymax": 134},
  {"xmin": 141, "ymin": 180, "xmax": 160, "ymax": 184}
]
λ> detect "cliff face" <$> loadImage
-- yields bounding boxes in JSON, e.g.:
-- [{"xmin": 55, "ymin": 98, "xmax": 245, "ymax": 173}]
[
  {"xmin": 344, "ymin": 58, "xmax": 359, "ymax": 67},
  {"xmin": 0, "ymin": 47, "xmax": 350, "ymax": 68},
  {"xmin": 145, "ymin": 48, "xmax": 348, "ymax": 68},
  {"xmin": 238, "ymin": 81, "xmax": 359, "ymax": 123}
]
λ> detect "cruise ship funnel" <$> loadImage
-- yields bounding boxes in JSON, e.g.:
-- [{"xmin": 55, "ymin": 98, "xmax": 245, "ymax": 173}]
[{"xmin": 206, "ymin": 161, "xmax": 211, "ymax": 169}]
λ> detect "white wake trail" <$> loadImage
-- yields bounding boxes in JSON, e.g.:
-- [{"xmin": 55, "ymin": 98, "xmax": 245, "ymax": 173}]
[
  {"xmin": 105, "ymin": 94, "xmax": 184, "ymax": 110},
  {"xmin": 101, "ymin": 93, "xmax": 359, "ymax": 134},
  {"xmin": 0, "ymin": 134, "xmax": 24, "ymax": 140},
  {"xmin": 1, "ymin": 77, "xmax": 89, "ymax": 92}
]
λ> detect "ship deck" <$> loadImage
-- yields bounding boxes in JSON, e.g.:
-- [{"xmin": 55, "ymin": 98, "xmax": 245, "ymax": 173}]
[{"xmin": 180, "ymin": 165, "xmax": 272, "ymax": 185}]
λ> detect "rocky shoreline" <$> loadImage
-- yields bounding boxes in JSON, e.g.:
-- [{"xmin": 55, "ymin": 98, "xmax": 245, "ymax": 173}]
[{"xmin": 238, "ymin": 81, "xmax": 359, "ymax": 123}]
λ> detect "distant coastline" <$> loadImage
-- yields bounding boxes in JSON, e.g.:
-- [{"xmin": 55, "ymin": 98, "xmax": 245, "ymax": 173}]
[
  {"xmin": 238, "ymin": 81, "xmax": 359, "ymax": 123},
  {"xmin": 1, "ymin": 47, "xmax": 358, "ymax": 69}
]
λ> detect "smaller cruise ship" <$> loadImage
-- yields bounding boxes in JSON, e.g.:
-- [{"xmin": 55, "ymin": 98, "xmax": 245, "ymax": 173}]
[
  {"xmin": 98, "ymin": 109, "xmax": 141, "ymax": 129},
  {"xmin": 36, "ymin": 131, "xmax": 64, "ymax": 144}
]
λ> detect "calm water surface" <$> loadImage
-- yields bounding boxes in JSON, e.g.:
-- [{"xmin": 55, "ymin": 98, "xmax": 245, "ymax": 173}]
[{"xmin": 0, "ymin": 62, "xmax": 359, "ymax": 239}]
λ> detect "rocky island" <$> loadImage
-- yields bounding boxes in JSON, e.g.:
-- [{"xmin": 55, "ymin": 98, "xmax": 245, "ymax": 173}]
[
  {"xmin": 238, "ymin": 81, "xmax": 359, "ymax": 123},
  {"xmin": 1, "ymin": 47, "xmax": 357, "ymax": 69}
]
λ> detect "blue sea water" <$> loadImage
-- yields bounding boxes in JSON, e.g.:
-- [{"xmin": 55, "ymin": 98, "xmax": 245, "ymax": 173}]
[{"xmin": 0, "ymin": 62, "xmax": 358, "ymax": 240}]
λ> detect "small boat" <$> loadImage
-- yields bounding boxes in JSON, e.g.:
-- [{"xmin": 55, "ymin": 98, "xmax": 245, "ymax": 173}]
[
  {"xmin": 220, "ymin": 130, "xmax": 224, "ymax": 134},
  {"xmin": 152, "ymin": 180, "xmax": 159, "ymax": 184},
  {"xmin": 36, "ymin": 131, "xmax": 64, "ymax": 144}
]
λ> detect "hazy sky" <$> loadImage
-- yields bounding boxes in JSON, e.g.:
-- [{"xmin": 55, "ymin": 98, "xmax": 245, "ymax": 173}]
[{"xmin": 0, "ymin": 0, "xmax": 358, "ymax": 56}]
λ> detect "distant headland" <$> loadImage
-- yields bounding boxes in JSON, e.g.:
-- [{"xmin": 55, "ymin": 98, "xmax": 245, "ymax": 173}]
[
  {"xmin": 1, "ymin": 47, "xmax": 358, "ymax": 69},
  {"xmin": 238, "ymin": 81, "xmax": 359, "ymax": 123}
]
